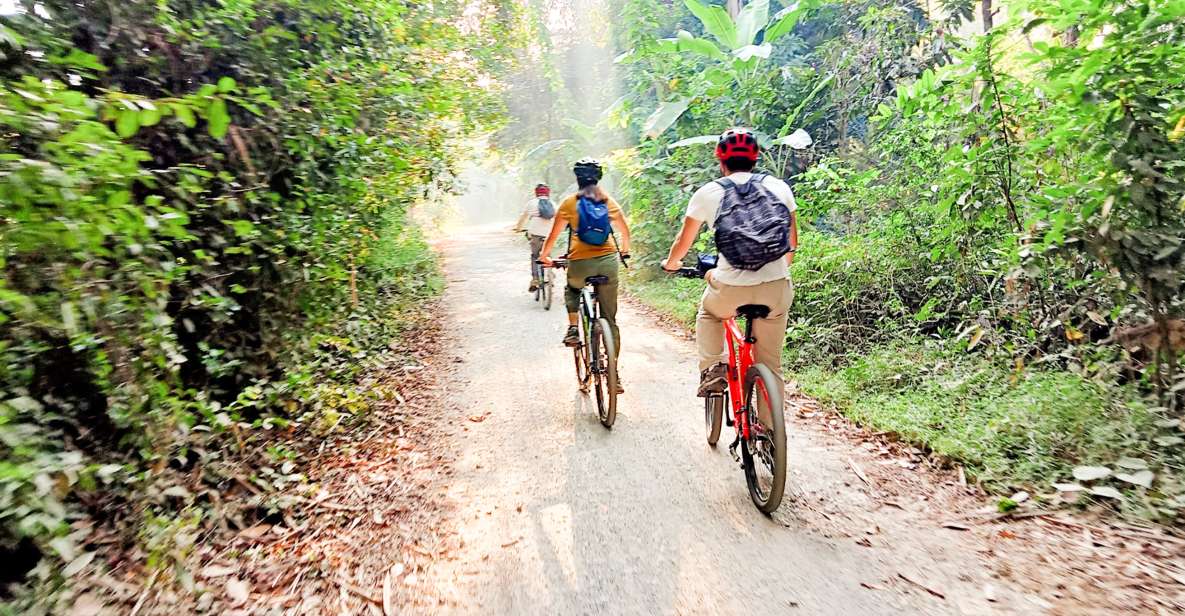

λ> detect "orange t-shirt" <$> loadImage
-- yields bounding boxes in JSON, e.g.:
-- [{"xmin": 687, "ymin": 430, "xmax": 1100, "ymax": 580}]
[{"xmin": 556, "ymin": 194, "xmax": 626, "ymax": 260}]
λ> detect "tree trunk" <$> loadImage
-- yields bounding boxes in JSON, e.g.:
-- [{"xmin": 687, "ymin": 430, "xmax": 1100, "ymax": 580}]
[
  {"xmin": 1063, "ymin": 24, "xmax": 1080, "ymax": 47},
  {"xmin": 727, "ymin": 0, "xmax": 742, "ymax": 19},
  {"xmin": 980, "ymin": 0, "xmax": 993, "ymax": 33}
]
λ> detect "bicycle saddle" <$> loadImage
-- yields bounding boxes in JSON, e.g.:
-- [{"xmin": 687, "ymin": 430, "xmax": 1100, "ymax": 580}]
[
  {"xmin": 736, "ymin": 304, "xmax": 770, "ymax": 320},
  {"xmin": 585, "ymin": 275, "xmax": 610, "ymax": 286}
]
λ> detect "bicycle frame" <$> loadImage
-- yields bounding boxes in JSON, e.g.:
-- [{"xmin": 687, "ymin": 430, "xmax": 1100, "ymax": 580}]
[
  {"xmin": 578, "ymin": 285, "xmax": 605, "ymax": 374},
  {"xmin": 541, "ymin": 258, "xmax": 604, "ymax": 379},
  {"xmin": 580, "ymin": 286, "xmax": 599, "ymax": 324},
  {"xmin": 722, "ymin": 317, "xmax": 756, "ymax": 441}
]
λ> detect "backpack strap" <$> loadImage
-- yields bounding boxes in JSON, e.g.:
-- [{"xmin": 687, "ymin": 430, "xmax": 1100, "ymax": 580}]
[
  {"xmin": 742, "ymin": 174, "xmax": 769, "ymax": 196},
  {"xmin": 601, "ymin": 198, "xmax": 629, "ymax": 269},
  {"xmin": 716, "ymin": 175, "xmax": 765, "ymax": 196}
]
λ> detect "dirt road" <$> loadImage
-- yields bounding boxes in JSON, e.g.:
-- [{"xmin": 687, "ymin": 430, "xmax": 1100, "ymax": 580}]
[
  {"xmin": 98, "ymin": 226, "xmax": 1180, "ymax": 616},
  {"xmin": 424, "ymin": 227, "xmax": 1059, "ymax": 615}
]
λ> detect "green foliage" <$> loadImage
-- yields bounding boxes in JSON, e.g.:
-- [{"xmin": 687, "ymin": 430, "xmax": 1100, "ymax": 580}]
[
  {"xmin": 798, "ymin": 341, "xmax": 1182, "ymax": 513},
  {"xmin": 0, "ymin": 0, "xmax": 520, "ymax": 602},
  {"xmin": 625, "ymin": 0, "xmax": 820, "ymax": 134},
  {"xmin": 618, "ymin": 0, "xmax": 1185, "ymax": 516},
  {"xmin": 1017, "ymin": 0, "xmax": 1185, "ymax": 397},
  {"xmin": 628, "ymin": 277, "xmax": 704, "ymax": 327}
]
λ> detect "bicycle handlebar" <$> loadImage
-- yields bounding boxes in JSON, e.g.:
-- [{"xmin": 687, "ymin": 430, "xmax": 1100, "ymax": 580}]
[
  {"xmin": 540, "ymin": 255, "xmax": 631, "ymax": 269},
  {"xmin": 667, "ymin": 267, "xmax": 704, "ymax": 279},
  {"xmin": 662, "ymin": 253, "xmax": 718, "ymax": 279}
]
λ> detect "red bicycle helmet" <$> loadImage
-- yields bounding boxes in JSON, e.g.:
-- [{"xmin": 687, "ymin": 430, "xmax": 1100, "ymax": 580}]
[
  {"xmin": 534, "ymin": 183, "xmax": 550, "ymax": 197},
  {"xmin": 715, "ymin": 128, "xmax": 760, "ymax": 162}
]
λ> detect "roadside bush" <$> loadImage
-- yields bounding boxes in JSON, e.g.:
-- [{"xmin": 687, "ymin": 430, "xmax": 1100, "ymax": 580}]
[
  {"xmin": 613, "ymin": 0, "xmax": 1185, "ymax": 515},
  {"xmin": 799, "ymin": 340, "xmax": 1184, "ymax": 518},
  {"xmin": 0, "ymin": 0, "xmax": 517, "ymax": 603}
]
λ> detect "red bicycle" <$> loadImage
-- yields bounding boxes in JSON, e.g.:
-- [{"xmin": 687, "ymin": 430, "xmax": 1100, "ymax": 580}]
[{"xmin": 672, "ymin": 256, "xmax": 787, "ymax": 514}]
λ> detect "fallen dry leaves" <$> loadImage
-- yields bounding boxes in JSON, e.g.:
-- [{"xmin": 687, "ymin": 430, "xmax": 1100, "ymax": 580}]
[
  {"xmin": 72, "ymin": 308, "xmax": 469, "ymax": 615},
  {"xmin": 784, "ymin": 392, "xmax": 1185, "ymax": 614}
]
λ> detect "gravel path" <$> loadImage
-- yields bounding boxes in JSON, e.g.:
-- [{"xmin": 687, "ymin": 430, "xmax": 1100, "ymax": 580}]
[{"xmin": 423, "ymin": 227, "xmax": 1053, "ymax": 615}]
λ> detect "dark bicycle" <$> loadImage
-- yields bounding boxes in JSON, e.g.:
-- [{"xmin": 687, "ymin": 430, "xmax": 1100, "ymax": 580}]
[
  {"xmin": 530, "ymin": 257, "xmax": 555, "ymax": 310},
  {"xmin": 540, "ymin": 257, "xmax": 618, "ymax": 428}
]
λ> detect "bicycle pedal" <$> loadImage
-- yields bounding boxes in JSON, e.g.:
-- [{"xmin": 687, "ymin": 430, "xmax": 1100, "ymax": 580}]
[{"xmin": 728, "ymin": 437, "xmax": 741, "ymax": 463}]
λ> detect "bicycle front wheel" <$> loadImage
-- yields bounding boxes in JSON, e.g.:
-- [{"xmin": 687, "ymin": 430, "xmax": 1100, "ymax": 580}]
[
  {"xmin": 741, "ymin": 363, "xmax": 786, "ymax": 514},
  {"xmin": 590, "ymin": 318, "xmax": 617, "ymax": 428},
  {"xmin": 543, "ymin": 272, "xmax": 553, "ymax": 311},
  {"xmin": 705, "ymin": 394, "xmax": 724, "ymax": 447}
]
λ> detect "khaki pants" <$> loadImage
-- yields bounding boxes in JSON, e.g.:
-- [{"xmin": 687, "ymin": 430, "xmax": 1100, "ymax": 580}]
[
  {"xmin": 528, "ymin": 234, "xmax": 545, "ymax": 279},
  {"xmin": 697, "ymin": 277, "xmax": 793, "ymax": 394}
]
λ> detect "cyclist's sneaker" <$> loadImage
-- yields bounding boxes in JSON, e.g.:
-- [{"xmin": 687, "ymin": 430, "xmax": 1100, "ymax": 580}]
[
  {"xmin": 529, "ymin": 279, "xmax": 539, "ymax": 292},
  {"xmin": 697, "ymin": 363, "xmax": 727, "ymax": 397},
  {"xmin": 615, "ymin": 378, "xmax": 625, "ymax": 394},
  {"xmin": 563, "ymin": 326, "xmax": 580, "ymax": 347}
]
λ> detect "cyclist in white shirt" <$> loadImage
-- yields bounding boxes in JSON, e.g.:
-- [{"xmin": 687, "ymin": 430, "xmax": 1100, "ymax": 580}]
[
  {"xmin": 661, "ymin": 128, "xmax": 798, "ymax": 398},
  {"xmin": 514, "ymin": 183, "xmax": 557, "ymax": 292}
]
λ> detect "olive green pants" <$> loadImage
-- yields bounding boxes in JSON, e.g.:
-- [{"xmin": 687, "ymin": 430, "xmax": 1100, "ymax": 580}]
[{"xmin": 565, "ymin": 254, "xmax": 620, "ymax": 354}]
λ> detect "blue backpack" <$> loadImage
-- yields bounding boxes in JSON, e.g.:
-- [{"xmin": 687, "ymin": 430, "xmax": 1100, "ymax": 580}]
[{"xmin": 575, "ymin": 195, "xmax": 612, "ymax": 246}]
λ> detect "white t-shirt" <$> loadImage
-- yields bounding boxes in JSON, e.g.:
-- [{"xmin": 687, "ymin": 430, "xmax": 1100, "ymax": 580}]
[
  {"xmin": 521, "ymin": 198, "xmax": 555, "ymax": 237},
  {"xmin": 686, "ymin": 172, "xmax": 797, "ymax": 286}
]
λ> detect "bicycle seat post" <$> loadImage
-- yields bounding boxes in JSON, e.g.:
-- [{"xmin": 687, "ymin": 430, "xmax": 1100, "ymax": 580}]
[
  {"xmin": 735, "ymin": 304, "xmax": 770, "ymax": 344},
  {"xmin": 743, "ymin": 318, "xmax": 756, "ymax": 344}
]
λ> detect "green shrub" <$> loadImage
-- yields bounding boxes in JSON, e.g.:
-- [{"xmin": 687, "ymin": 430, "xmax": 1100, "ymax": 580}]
[
  {"xmin": 799, "ymin": 341, "xmax": 1173, "ymax": 492},
  {"xmin": 0, "ymin": 0, "xmax": 518, "ymax": 602}
]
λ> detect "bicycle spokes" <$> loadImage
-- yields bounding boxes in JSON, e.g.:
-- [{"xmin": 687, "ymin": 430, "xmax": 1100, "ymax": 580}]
[{"xmin": 739, "ymin": 365, "xmax": 787, "ymax": 514}]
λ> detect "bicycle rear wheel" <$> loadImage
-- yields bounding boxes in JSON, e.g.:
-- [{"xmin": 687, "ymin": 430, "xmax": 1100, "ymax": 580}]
[
  {"xmin": 532, "ymin": 263, "xmax": 543, "ymax": 303},
  {"xmin": 705, "ymin": 394, "xmax": 724, "ymax": 447},
  {"xmin": 741, "ymin": 363, "xmax": 786, "ymax": 514},
  {"xmin": 590, "ymin": 318, "xmax": 617, "ymax": 428}
]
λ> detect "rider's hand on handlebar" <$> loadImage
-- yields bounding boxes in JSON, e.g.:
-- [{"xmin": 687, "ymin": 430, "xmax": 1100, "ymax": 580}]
[
  {"xmin": 540, "ymin": 255, "xmax": 554, "ymax": 267},
  {"xmin": 660, "ymin": 257, "xmax": 681, "ymax": 273}
]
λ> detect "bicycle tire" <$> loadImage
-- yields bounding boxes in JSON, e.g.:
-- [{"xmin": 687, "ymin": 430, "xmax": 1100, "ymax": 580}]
[
  {"xmin": 740, "ymin": 363, "xmax": 786, "ymax": 514},
  {"xmin": 532, "ymin": 263, "xmax": 543, "ymax": 303},
  {"xmin": 590, "ymin": 318, "xmax": 617, "ymax": 428},
  {"xmin": 705, "ymin": 394, "xmax": 724, "ymax": 447},
  {"xmin": 543, "ymin": 273, "xmax": 553, "ymax": 311},
  {"xmin": 573, "ymin": 344, "xmax": 589, "ymax": 393}
]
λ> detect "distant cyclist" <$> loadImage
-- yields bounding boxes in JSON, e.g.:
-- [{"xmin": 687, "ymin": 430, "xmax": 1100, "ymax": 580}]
[
  {"xmin": 660, "ymin": 128, "xmax": 798, "ymax": 399},
  {"xmin": 514, "ymin": 183, "xmax": 556, "ymax": 293},
  {"xmin": 539, "ymin": 159, "xmax": 631, "ymax": 391}
]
